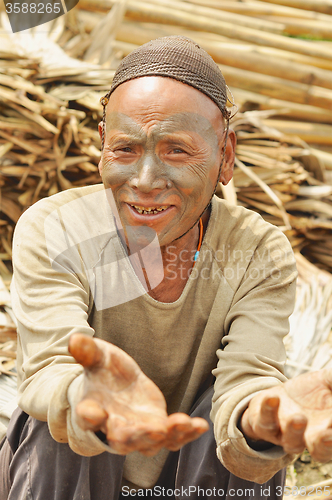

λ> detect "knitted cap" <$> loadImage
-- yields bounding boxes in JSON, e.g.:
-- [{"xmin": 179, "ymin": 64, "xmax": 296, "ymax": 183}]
[
  {"xmin": 111, "ymin": 36, "xmax": 231, "ymax": 116},
  {"xmin": 100, "ymin": 36, "xmax": 236, "ymax": 149},
  {"xmin": 101, "ymin": 36, "xmax": 234, "ymax": 118}
]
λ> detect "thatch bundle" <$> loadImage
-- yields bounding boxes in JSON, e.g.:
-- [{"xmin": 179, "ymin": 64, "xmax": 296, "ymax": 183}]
[
  {"xmin": 0, "ymin": 1, "xmax": 331, "ymax": 274},
  {"xmin": 0, "ymin": 0, "xmax": 331, "ymax": 280}
]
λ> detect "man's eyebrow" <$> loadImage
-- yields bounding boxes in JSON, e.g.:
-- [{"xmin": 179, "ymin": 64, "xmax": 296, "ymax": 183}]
[
  {"xmin": 151, "ymin": 113, "xmax": 219, "ymax": 147},
  {"xmin": 107, "ymin": 132, "xmax": 145, "ymax": 142},
  {"xmin": 106, "ymin": 112, "xmax": 146, "ymax": 140}
]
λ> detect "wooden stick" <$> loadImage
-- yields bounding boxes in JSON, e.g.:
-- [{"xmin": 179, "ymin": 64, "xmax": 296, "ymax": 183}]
[
  {"xmin": 235, "ymin": 158, "xmax": 291, "ymax": 228},
  {"xmin": 255, "ymin": 16, "xmax": 332, "ymax": 40},
  {"xmin": 77, "ymin": 0, "xmax": 332, "ymax": 61},
  {"xmin": 168, "ymin": 0, "xmax": 332, "ymax": 38},
  {"xmin": 259, "ymin": 0, "xmax": 332, "ymax": 16},
  {"xmin": 218, "ymin": 64, "xmax": 332, "ymax": 110},
  {"xmin": 261, "ymin": 119, "xmax": 332, "ymax": 146},
  {"xmin": 227, "ymin": 44, "xmax": 332, "ymax": 71},
  {"xmin": 182, "ymin": 0, "xmax": 332, "ymax": 21},
  {"xmin": 310, "ymin": 148, "xmax": 332, "ymax": 169},
  {"xmin": 257, "ymin": 15, "xmax": 332, "ymax": 39},
  {"xmin": 204, "ymin": 42, "xmax": 332, "ymax": 90},
  {"xmin": 78, "ymin": 11, "xmax": 240, "ymax": 43},
  {"xmin": 231, "ymin": 88, "xmax": 332, "ymax": 124},
  {"xmin": 78, "ymin": 12, "xmax": 332, "ymax": 70},
  {"xmin": 137, "ymin": 0, "xmax": 286, "ymax": 34},
  {"xmin": 114, "ymin": 21, "xmax": 332, "ymax": 90}
]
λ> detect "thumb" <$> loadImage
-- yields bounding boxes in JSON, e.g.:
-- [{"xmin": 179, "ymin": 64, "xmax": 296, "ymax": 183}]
[
  {"xmin": 69, "ymin": 333, "xmax": 103, "ymax": 369},
  {"xmin": 76, "ymin": 398, "xmax": 108, "ymax": 431}
]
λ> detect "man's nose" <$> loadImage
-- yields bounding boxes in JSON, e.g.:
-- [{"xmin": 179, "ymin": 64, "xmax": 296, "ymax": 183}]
[{"xmin": 129, "ymin": 154, "xmax": 168, "ymax": 193}]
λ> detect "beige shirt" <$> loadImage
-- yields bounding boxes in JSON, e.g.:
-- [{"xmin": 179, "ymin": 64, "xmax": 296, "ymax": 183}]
[{"xmin": 10, "ymin": 184, "xmax": 297, "ymax": 487}]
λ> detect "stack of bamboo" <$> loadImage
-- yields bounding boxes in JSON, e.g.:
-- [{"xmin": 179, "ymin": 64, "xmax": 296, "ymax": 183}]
[{"xmin": 0, "ymin": 0, "xmax": 331, "ymax": 277}]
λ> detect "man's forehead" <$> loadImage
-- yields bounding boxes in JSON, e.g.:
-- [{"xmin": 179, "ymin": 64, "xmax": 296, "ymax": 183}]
[
  {"xmin": 107, "ymin": 77, "xmax": 224, "ymax": 122},
  {"xmin": 105, "ymin": 111, "xmax": 220, "ymax": 143}
]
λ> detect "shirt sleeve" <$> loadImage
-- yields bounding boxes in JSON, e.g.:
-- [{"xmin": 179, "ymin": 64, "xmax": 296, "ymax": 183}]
[
  {"xmin": 11, "ymin": 198, "xmax": 112, "ymax": 456},
  {"xmin": 210, "ymin": 222, "xmax": 298, "ymax": 483}
]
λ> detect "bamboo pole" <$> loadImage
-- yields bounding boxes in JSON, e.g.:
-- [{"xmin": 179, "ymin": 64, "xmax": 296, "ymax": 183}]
[
  {"xmin": 218, "ymin": 64, "xmax": 332, "ymax": 110},
  {"xmin": 259, "ymin": 0, "xmax": 332, "ymax": 16},
  {"xmin": 181, "ymin": 0, "xmax": 332, "ymax": 22},
  {"xmin": 77, "ymin": 12, "xmax": 332, "ymax": 71},
  {"xmin": 77, "ymin": 12, "xmax": 242, "ymax": 44},
  {"xmin": 115, "ymin": 21, "xmax": 332, "ymax": 90},
  {"xmin": 77, "ymin": 0, "xmax": 332, "ymax": 61},
  {"xmin": 100, "ymin": 19, "xmax": 332, "ymax": 89},
  {"xmin": 230, "ymin": 44, "xmax": 332, "ymax": 71},
  {"xmin": 138, "ymin": 0, "xmax": 286, "ymax": 34},
  {"xmin": 205, "ymin": 43, "xmax": 332, "ymax": 90},
  {"xmin": 231, "ymin": 88, "xmax": 332, "ymax": 124},
  {"xmin": 257, "ymin": 16, "xmax": 332, "ymax": 38},
  {"xmin": 310, "ymin": 148, "xmax": 332, "ymax": 169},
  {"xmin": 261, "ymin": 119, "xmax": 332, "ymax": 146},
  {"xmin": 174, "ymin": 0, "xmax": 332, "ymax": 38}
]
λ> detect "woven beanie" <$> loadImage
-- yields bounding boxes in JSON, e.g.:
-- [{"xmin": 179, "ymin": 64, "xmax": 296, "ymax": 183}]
[
  {"xmin": 107, "ymin": 36, "xmax": 230, "ymax": 117},
  {"xmin": 100, "ymin": 36, "xmax": 234, "ymax": 149}
]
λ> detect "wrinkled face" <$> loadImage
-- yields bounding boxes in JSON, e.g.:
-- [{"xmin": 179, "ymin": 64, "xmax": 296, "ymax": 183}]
[{"xmin": 99, "ymin": 76, "xmax": 235, "ymax": 247}]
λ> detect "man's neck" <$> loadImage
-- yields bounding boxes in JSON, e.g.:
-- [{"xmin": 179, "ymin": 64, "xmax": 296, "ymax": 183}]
[{"xmin": 147, "ymin": 208, "xmax": 210, "ymax": 303}]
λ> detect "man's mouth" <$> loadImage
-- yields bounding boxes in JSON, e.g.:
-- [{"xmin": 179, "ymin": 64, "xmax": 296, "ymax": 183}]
[{"xmin": 129, "ymin": 204, "xmax": 169, "ymax": 215}]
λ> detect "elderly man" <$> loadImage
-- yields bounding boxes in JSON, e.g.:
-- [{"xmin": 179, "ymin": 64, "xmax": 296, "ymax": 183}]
[{"xmin": 1, "ymin": 36, "xmax": 332, "ymax": 500}]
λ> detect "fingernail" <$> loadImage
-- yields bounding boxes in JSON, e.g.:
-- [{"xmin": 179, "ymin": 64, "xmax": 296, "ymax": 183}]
[
  {"xmin": 266, "ymin": 397, "xmax": 279, "ymax": 408},
  {"xmin": 322, "ymin": 437, "xmax": 332, "ymax": 445},
  {"xmin": 292, "ymin": 421, "xmax": 306, "ymax": 431}
]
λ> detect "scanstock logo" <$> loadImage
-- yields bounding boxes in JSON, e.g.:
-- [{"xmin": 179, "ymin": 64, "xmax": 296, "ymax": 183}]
[{"xmin": 4, "ymin": 0, "xmax": 79, "ymax": 33}]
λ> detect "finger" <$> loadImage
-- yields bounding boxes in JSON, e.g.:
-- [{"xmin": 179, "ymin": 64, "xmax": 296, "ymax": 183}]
[
  {"xmin": 166, "ymin": 413, "xmax": 192, "ymax": 438},
  {"xmin": 166, "ymin": 414, "xmax": 209, "ymax": 434},
  {"xmin": 280, "ymin": 414, "xmax": 307, "ymax": 455},
  {"xmin": 134, "ymin": 429, "xmax": 169, "ymax": 456},
  {"xmin": 165, "ymin": 426, "xmax": 209, "ymax": 451},
  {"xmin": 69, "ymin": 334, "xmax": 140, "ymax": 386},
  {"xmin": 259, "ymin": 397, "xmax": 280, "ymax": 433},
  {"xmin": 191, "ymin": 417, "xmax": 210, "ymax": 434},
  {"xmin": 165, "ymin": 415, "xmax": 209, "ymax": 451},
  {"xmin": 76, "ymin": 399, "xmax": 108, "ymax": 431},
  {"xmin": 307, "ymin": 429, "xmax": 332, "ymax": 463},
  {"xmin": 69, "ymin": 334, "xmax": 103, "ymax": 369},
  {"xmin": 242, "ymin": 396, "xmax": 281, "ymax": 445}
]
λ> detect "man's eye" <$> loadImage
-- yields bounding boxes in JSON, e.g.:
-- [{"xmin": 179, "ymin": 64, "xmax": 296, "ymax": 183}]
[
  {"xmin": 118, "ymin": 147, "xmax": 133, "ymax": 153},
  {"xmin": 171, "ymin": 148, "xmax": 186, "ymax": 154}
]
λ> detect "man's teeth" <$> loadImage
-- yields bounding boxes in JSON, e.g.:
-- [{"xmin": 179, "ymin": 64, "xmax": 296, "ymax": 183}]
[{"xmin": 132, "ymin": 205, "xmax": 168, "ymax": 215}]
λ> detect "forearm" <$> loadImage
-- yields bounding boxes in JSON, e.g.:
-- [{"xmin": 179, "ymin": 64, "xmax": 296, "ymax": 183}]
[{"xmin": 211, "ymin": 379, "xmax": 296, "ymax": 483}]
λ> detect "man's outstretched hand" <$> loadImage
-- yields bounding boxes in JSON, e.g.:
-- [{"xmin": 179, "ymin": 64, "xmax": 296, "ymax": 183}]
[
  {"xmin": 68, "ymin": 333, "xmax": 209, "ymax": 456},
  {"xmin": 240, "ymin": 369, "xmax": 332, "ymax": 462}
]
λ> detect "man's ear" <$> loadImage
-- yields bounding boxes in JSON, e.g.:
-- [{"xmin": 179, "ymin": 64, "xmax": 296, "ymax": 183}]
[
  {"xmin": 98, "ymin": 121, "xmax": 103, "ymax": 176},
  {"xmin": 219, "ymin": 128, "xmax": 236, "ymax": 186},
  {"xmin": 98, "ymin": 121, "xmax": 103, "ymax": 141}
]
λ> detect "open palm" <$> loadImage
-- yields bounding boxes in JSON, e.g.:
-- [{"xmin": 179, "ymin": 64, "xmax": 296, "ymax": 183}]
[
  {"xmin": 241, "ymin": 369, "xmax": 332, "ymax": 462},
  {"xmin": 68, "ymin": 333, "xmax": 209, "ymax": 456}
]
